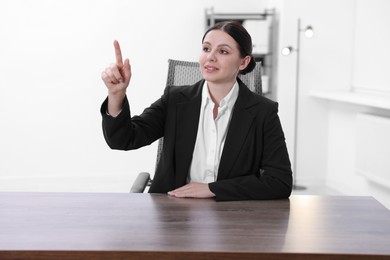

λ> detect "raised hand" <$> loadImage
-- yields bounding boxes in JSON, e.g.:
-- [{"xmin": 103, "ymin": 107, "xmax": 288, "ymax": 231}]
[
  {"xmin": 102, "ymin": 40, "xmax": 131, "ymax": 94},
  {"xmin": 101, "ymin": 40, "xmax": 131, "ymax": 116}
]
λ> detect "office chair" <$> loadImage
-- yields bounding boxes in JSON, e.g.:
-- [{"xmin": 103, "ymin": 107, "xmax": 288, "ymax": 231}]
[{"xmin": 130, "ymin": 59, "xmax": 262, "ymax": 193}]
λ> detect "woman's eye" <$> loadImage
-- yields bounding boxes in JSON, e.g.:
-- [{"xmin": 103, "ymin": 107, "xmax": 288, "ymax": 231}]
[
  {"xmin": 203, "ymin": 47, "xmax": 210, "ymax": 52},
  {"xmin": 220, "ymin": 49, "xmax": 229, "ymax": 54}
]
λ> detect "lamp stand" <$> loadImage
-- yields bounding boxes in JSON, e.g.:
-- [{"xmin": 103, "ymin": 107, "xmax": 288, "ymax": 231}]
[{"xmin": 292, "ymin": 18, "xmax": 307, "ymax": 190}]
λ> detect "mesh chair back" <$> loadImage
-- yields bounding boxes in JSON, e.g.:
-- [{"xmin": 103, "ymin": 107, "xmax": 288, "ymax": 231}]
[
  {"xmin": 154, "ymin": 59, "xmax": 263, "ymax": 171},
  {"xmin": 166, "ymin": 59, "xmax": 262, "ymax": 94},
  {"xmin": 166, "ymin": 60, "xmax": 203, "ymax": 86},
  {"xmin": 237, "ymin": 63, "xmax": 263, "ymax": 95}
]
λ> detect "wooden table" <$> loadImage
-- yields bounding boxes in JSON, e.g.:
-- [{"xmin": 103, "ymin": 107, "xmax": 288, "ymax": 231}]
[{"xmin": 1, "ymin": 192, "xmax": 390, "ymax": 259}]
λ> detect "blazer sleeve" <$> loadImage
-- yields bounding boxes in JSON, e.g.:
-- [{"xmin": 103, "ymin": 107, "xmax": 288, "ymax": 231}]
[
  {"xmin": 209, "ymin": 102, "xmax": 293, "ymax": 201},
  {"xmin": 100, "ymin": 91, "xmax": 168, "ymax": 151}
]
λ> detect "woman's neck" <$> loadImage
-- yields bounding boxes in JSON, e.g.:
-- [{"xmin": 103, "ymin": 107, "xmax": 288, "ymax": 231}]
[{"xmin": 207, "ymin": 80, "xmax": 236, "ymax": 106}]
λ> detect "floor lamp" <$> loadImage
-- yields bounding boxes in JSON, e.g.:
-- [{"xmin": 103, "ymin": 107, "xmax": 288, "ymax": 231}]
[{"xmin": 281, "ymin": 18, "xmax": 314, "ymax": 190}]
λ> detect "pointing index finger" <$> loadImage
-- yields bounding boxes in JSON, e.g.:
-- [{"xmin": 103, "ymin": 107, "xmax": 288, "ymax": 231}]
[{"xmin": 114, "ymin": 40, "xmax": 123, "ymax": 66}]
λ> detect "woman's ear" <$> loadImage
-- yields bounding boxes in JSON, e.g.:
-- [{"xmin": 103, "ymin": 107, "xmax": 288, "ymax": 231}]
[{"xmin": 239, "ymin": 56, "xmax": 251, "ymax": 71}]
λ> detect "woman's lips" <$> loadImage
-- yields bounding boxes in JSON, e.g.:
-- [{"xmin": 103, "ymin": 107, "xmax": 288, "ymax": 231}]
[{"xmin": 204, "ymin": 65, "xmax": 218, "ymax": 72}]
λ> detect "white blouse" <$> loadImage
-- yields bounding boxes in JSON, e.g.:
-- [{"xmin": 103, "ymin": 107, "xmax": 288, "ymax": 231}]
[{"xmin": 188, "ymin": 80, "xmax": 239, "ymax": 183}]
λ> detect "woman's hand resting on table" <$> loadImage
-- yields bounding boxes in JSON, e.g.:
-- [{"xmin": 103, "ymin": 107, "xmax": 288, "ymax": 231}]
[{"xmin": 168, "ymin": 183, "xmax": 215, "ymax": 199}]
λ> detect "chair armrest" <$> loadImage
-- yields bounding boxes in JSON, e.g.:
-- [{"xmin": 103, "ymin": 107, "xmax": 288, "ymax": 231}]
[{"xmin": 130, "ymin": 172, "xmax": 151, "ymax": 193}]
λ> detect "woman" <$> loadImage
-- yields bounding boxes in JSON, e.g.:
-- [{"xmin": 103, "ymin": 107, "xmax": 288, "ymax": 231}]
[{"xmin": 101, "ymin": 21, "xmax": 292, "ymax": 201}]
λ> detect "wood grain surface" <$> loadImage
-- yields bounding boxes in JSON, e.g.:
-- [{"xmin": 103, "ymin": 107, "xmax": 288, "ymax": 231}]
[{"xmin": 1, "ymin": 192, "xmax": 390, "ymax": 259}]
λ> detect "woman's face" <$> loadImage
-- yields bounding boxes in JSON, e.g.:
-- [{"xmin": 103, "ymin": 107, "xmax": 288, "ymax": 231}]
[{"xmin": 199, "ymin": 29, "xmax": 249, "ymax": 86}]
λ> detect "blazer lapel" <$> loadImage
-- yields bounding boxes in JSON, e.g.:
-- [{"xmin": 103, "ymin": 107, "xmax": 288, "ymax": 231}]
[
  {"xmin": 217, "ymin": 82, "xmax": 259, "ymax": 180},
  {"xmin": 174, "ymin": 81, "xmax": 203, "ymax": 186}
]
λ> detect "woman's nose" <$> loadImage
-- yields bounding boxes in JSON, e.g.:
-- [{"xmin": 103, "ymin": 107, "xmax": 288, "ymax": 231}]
[{"xmin": 206, "ymin": 51, "xmax": 216, "ymax": 61}]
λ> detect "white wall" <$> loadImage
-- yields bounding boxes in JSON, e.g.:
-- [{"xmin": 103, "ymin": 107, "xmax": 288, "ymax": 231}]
[
  {"xmin": 276, "ymin": 0, "xmax": 356, "ymax": 186},
  {"xmin": 0, "ymin": 0, "xmax": 269, "ymax": 192},
  {"xmin": 276, "ymin": 0, "xmax": 390, "ymax": 209},
  {"xmin": 353, "ymin": 0, "xmax": 390, "ymax": 93},
  {"xmin": 325, "ymin": 0, "xmax": 390, "ymax": 209}
]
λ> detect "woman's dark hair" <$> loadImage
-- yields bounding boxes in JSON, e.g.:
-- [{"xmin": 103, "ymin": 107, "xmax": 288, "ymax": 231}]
[{"xmin": 202, "ymin": 21, "xmax": 256, "ymax": 75}]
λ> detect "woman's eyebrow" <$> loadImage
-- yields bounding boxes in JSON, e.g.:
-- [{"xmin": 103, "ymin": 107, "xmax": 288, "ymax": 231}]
[{"xmin": 202, "ymin": 42, "xmax": 233, "ymax": 49}]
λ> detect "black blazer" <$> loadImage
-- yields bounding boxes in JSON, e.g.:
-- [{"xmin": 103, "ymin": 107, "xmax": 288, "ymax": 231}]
[{"xmin": 101, "ymin": 79, "xmax": 292, "ymax": 201}]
